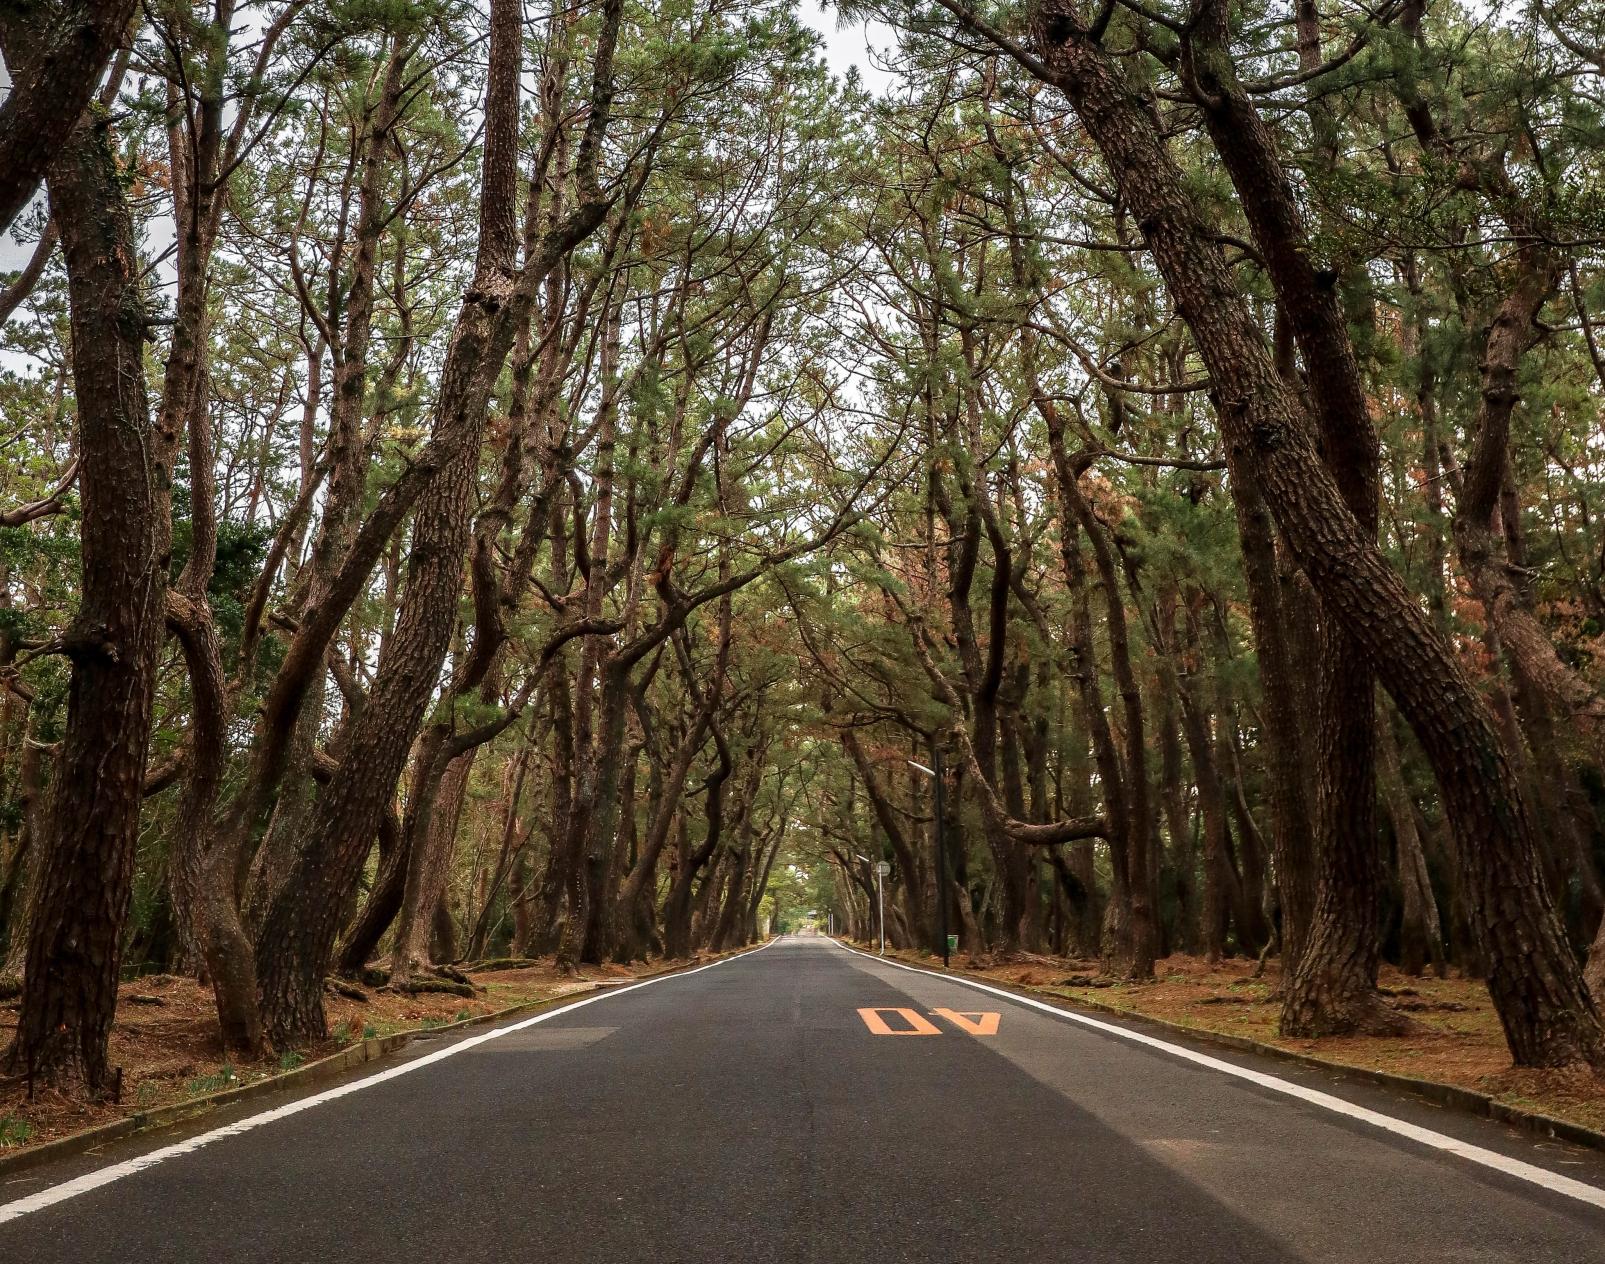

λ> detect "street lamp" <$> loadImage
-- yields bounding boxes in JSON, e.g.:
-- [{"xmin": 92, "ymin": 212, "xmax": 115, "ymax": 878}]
[
  {"xmin": 908, "ymin": 746, "xmax": 950, "ymax": 969},
  {"xmin": 855, "ymin": 852, "xmax": 887, "ymax": 956}
]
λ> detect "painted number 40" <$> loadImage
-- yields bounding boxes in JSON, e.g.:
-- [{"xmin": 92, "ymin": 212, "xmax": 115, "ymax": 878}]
[{"xmin": 856, "ymin": 1007, "xmax": 1000, "ymax": 1036}]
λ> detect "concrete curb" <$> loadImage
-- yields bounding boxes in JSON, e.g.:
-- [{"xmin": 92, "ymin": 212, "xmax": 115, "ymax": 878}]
[
  {"xmin": 858, "ymin": 943, "xmax": 1605, "ymax": 1157},
  {"xmin": 0, "ymin": 945, "xmax": 760, "ymax": 1180}
]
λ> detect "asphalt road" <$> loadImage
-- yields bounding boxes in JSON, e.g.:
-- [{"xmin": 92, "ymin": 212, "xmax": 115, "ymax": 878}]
[{"xmin": 3, "ymin": 935, "xmax": 1603, "ymax": 1262}]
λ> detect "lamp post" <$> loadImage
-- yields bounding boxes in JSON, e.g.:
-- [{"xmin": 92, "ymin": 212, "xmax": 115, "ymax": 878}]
[
  {"xmin": 908, "ymin": 746, "xmax": 950, "ymax": 968},
  {"xmin": 854, "ymin": 852, "xmax": 886, "ymax": 955}
]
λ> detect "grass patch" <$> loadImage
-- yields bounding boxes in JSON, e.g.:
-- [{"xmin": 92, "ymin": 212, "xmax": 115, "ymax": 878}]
[
  {"xmin": 0, "ymin": 1116, "xmax": 32, "ymax": 1148},
  {"xmin": 184, "ymin": 1064, "xmax": 237, "ymax": 1097}
]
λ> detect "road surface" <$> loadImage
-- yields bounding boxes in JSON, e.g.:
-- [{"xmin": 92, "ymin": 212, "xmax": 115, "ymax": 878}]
[{"xmin": 2, "ymin": 935, "xmax": 1602, "ymax": 1261}]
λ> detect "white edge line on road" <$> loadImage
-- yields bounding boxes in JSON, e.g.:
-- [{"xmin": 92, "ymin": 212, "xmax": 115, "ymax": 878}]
[
  {"xmin": 0, "ymin": 937, "xmax": 778, "ymax": 1226},
  {"xmin": 834, "ymin": 938, "xmax": 1605, "ymax": 1212}
]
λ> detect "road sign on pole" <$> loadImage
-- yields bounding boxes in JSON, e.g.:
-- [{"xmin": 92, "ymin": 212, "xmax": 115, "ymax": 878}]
[{"xmin": 876, "ymin": 862, "xmax": 886, "ymax": 956}]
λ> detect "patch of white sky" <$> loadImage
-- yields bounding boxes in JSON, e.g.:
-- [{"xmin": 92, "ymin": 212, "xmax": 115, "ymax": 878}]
[{"xmin": 798, "ymin": 2, "xmax": 898, "ymax": 94}]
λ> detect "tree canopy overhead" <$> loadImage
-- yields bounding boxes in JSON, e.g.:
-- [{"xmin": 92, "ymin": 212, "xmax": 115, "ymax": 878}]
[{"xmin": 4, "ymin": 0, "xmax": 1605, "ymax": 1097}]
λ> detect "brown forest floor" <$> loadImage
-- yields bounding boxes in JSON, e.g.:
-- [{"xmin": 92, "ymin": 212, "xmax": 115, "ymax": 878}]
[
  {"xmin": 877, "ymin": 945, "xmax": 1605, "ymax": 1136},
  {"xmin": 0, "ymin": 955, "xmax": 689, "ymax": 1155}
]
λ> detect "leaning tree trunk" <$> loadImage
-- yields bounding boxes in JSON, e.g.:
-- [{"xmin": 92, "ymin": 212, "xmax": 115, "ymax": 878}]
[
  {"xmin": 1023, "ymin": 2, "xmax": 1603, "ymax": 1069},
  {"xmin": 1176, "ymin": 0, "xmax": 1389, "ymax": 1037},
  {"xmin": 252, "ymin": 413, "xmax": 489, "ymax": 1044},
  {"xmin": 252, "ymin": 0, "xmax": 530, "ymax": 1044}
]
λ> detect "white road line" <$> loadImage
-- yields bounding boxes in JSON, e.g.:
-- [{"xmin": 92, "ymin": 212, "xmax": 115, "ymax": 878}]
[
  {"xmin": 0, "ymin": 938, "xmax": 777, "ymax": 1226},
  {"xmin": 834, "ymin": 938, "xmax": 1605, "ymax": 1212}
]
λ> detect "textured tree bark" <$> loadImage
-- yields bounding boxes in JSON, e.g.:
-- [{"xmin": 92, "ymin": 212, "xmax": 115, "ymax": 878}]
[
  {"xmin": 1018, "ymin": 1, "xmax": 1603, "ymax": 1068},
  {"xmin": 0, "ymin": 0, "xmax": 137, "ymax": 234},
  {"xmin": 1042, "ymin": 431, "xmax": 1153, "ymax": 975},
  {"xmin": 243, "ymin": 673, "xmax": 326, "ymax": 935},
  {"xmin": 1449, "ymin": 241, "xmax": 1605, "ymax": 794},
  {"xmin": 1587, "ymin": 917, "xmax": 1605, "ymax": 1009},
  {"xmin": 5, "ymin": 107, "xmax": 167, "ymax": 1092},
  {"xmin": 253, "ymin": 419, "xmax": 492, "ymax": 1043},
  {"xmin": 173, "ymin": 35, "xmax": 415, "ymax": 1045},
  {"xmin": 1064, "ymin": 471, "xmax": 1157, "ymax": 973}
]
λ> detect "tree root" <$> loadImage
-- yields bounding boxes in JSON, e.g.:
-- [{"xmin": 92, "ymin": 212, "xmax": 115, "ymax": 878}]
[
  {"xmin": 1282, "ymin": 990, "xmax": 1429, "ymax": 1039},
  {"xmin": 324, "ymin": 977, "xmax": 368, "ymax": 1001},
  {"xmin": 390, "ymin": 976, "xmax": 476, "ymax": 998},
  {"xmin": 464, "ymin": 956, "xmax": 540, "ymax": 973}
]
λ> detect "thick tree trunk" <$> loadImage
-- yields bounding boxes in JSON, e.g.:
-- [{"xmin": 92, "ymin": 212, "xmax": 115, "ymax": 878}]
[
  {"xmin": 6, "ymin": 107, "xmax": 166, "ymax": 1092},
  {"xmin": 253, "ymin": 418, "xmax": 488, "ymax": 1044}
]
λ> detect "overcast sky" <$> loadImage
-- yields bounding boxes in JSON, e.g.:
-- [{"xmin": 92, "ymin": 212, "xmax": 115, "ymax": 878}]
[{"xmin": 800, "ymin": 2, "xmax": 897, "ymax": 92}]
